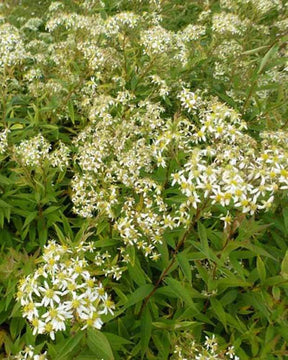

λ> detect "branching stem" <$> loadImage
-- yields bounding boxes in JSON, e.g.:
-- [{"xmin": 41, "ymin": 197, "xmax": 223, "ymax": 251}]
[{"xmin": 139, "ymin": 200, "xmax": 209, "ymax": 315}]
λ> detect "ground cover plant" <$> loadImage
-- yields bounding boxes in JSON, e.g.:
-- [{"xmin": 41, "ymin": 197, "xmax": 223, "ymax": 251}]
[{"xmin": 0, "ymin": 0, "xmax": 287, "ymax": 359}]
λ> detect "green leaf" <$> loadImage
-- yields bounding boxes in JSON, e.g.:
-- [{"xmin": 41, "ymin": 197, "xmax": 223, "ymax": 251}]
[
  {"xmin": 216, "ymin": 277, "xmax": 252, "ymax": 289},
  {"xmin": 176, "ymin": 252, "xmax": 192, "ymax": 282},
  {"xmin": 127, "ymin": 261, "xmax": 147, "ymax": 286},
  {"xmin": 198, "ymin": 222, "xmax": 209, "ymax": 255},
  {"xmin": 242, "ymin": 45, "xmax": 269, "ymax": 55},
  {"xmin": 53, "ymin": 224, "xmax": 66, "ymax": 243},
  {"xmin": 281, "ymin": 250, "xmax": 288, "ymax": 280},
  {"xmin": 124, "ymin": 284, "xmax": 154, "ymax": 309},
  {"xmin": 22, "ymin": 211, "xmax": 38, "ymax": 229},
  {"xmin": 242, "ymin": 243, "xmax": 276, "ymax": 260},
  {"xmin": 0, "ymin": 199, "xmax": 12, "ymax": 208},
  {"xmin": 9, "ymin": 317, "xmax": 25, "ymax": 341},
  {"xmin": 0, "ymin": 175, "xmax": 12, "ymax": 185},
  {"xmin": 263, "ymin": 276, "xmax": 286, "ymax": 287},
  {"xmin": 282, "ymin": 208, "xmax": 288, "ymax": 234},
  {"xmin": 152, "ymin": 332, "xmax": 170, "ymax": 359},
  {"xmin": 42, "ymin": 206, "xmax": 61, "ymax": 216},
  {"xmin": 96, "ymin": 221, "xmax": 109, "ymax": 235},
  {"xmin": 165, "ymin": 278, "xmax": 197, "ymax": 310},
  {"xmin": 153, "ymin": 319, "xmax": 197, "ymax": 330},
  {"xmin": 0, "ymin": 211, "xmax": 4, "ymax": 229},
  {"xmin": 55, "ymin": 332, "xmax": 84, "ymax": 360},
  {"xmin": 37, "ymin": 218, "xmax": 47, "ymax": 245},
  {"xmin": 68, "ymin": 100, "xmax": 75, "ymax": 124},
  {"xmin": 257, "ymin": 256, "xmax": 266, "ymax": 283},
  {"xmin": 47, "ymin": 343, "xmax": 58, "ymax": 359},
  {"xmin": 104, "ymin": 333, "xmax": 132, "ymax": 350},
  {"xmin": 140, "ymin": 306, "xmax": 152, "ymax": 358},
  {"xmin": 258, "ymin": 44, "xmax": 278, "ymax": 74},
  {"xmin": 210, "ymin": 297, "xmax": 227, "ymax": 331},
  {"xmin": 93, "ymin": 239, "xmax": 119, "ymax": 247},
  {"xmin": 272, "ymin": 286, "xmax": 280, "ymax": 301},
  {"xmin": 24, "ymin": 325, "xmax": 35, "ymax": 346},
  {"xmin": 87, "ymin": 328, "xmax": 114, "ymax": 360},
  {"xmin": 242, "ymin": 293, "xmax": 270, "ymax": 319}
]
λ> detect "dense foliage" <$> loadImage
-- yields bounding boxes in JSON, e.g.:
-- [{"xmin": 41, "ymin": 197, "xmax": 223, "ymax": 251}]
[{"xmin": 0, "ymin": 0, "xmax": 287, "ymax": 359}]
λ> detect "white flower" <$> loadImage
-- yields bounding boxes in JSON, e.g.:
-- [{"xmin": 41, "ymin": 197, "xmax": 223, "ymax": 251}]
[
  {"xmin": 226, "ymin": 345, "xmax": 236, "ymax": 359},
  {"xmin": 101, "ymin": 293, "xmax": 115, "ymax": 315},
  {"xmin": 204, "ymin": 334, "xmax": 218, "ymax": 353},
  {"xmin": 42, "ymin": 305, "xmax": 71, "ymax": 332},
  {"xmin": 258, "ymin": 196, "xmax": 274, "ymax": 211},
  {"xmin": 39, "ymin": 281, "xmax": 61, "ymax": 307},
  {"xmin": 22, "ymin": 301, "xmax": 39, "ymax": 321},
  {"xmin": 178, "ymin": 88, "xmax": 198, "ymax": 112},
  {"xmin": 81, "ymin": 311, "xmax": 103, "ymax": 330},
  {"xmin": 64, "ymin": 292, "xmax": 87, "ymax": 317},
  {"xmin": 220, "ymin": 211, "xmax": 232, "ymax": 229}
]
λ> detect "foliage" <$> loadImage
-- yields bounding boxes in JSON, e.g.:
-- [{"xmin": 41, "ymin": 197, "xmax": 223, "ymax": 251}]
[{"xmin": 0, "ymin": 0, "xmax": 287, "ymax": 359}]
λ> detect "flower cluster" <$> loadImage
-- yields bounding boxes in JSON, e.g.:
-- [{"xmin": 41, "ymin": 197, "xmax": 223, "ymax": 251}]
[
  {"xmin": 70, "ymin": 80, "xmax": 288, "ymax": 264},
  {"xmin": 71, "ymin": 98, "xmax": 176, "ymax": 260},
  {"xmin": 49, "ymin": 141, "xmax": 70, "ymax": 171},
  {"xmin": 22, "ymin": 17, "xmax": 43, "ymax": 32},
  {"xmin": 13, "ymin": 135, "xmax": 70, "ymax": 171},
  {"xmin": 0, "ymin": 23, "xmax": 28, "ymax": 68},
  {"xmin": 210, "ymin": 0, "xmax": 287, "ymax": 103},
  {"xmin": 14, "ymin": 135, "xmax": 51, "ymax": 167},
  {"xmin": 78, "ymin": 41, "xmax": 119, "ymax": 72},
  {"xmin": 0, "ymin": 129, "xmax": 9, "ymax": 155},
  {"xmin": 141, "ymin": 25, "xmax": 174, "ymax": 56},
  {"xmin": 173, "ymin": 333, "xmax": 239, "ymax": 360},
  {"xmin": 178, "ymin": 88, "xmax": 200, "ymax": 112},
  {"xmin": 47, "ymin": 1, "xmax": 64, "ymax": 13},
  {"xmin": 171, "ymin": 91, "xmax": 288, "ymax": 217},
  {"xmin": 17, "ymin": 240, "xmax": 114, "ymax": 340},
  {"xmin": 46, "ymin": 12, "xmax": 94, "ymax": 32},
  {"xmin": 251, "ymin": 0, "xmax": 282, "ymax": 14},
  {"xmin": 212, "ymin": 12, "xmax": 246, "ymax": 35},
  {"xmin": 104, "ymin": 12, "xmax": 140, "ymax": 36},
  {"xmin": 13, "ymin": 345, "xmax": 47, "ymax": 360},
  {"xmin": 150, "ymin": 75, "xmax": 170, "ymax": 97},
  {"xmin": 180, "ymin": 24, "xmax": 206, "ymax": 42}
]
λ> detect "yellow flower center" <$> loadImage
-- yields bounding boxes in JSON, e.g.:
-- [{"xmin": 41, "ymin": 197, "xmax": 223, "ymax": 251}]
[{"xmin": 45, "ymin": 288, "xmax": 54, "ymax": 299}]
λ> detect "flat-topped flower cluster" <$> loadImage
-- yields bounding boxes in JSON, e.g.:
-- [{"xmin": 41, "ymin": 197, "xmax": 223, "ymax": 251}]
[
  {"xmin": 173, "ymin": 333, "xmax": 239, "ymax": 360},
  {"xmin": 71, "ymin": 88, "xmax": 288, "ymax": 260},
  {"xmin": 17, "ymin": 240, "xmax": 114, "ymax": 340},
  {"xmin": 13, "ymin": 135, "xmax": 70, "ymax": 170},
  {"xmin": 175, "ymin": 90, "xmax": 288, "ymax": 217},
  {"xmin": 0, "ymin": 23, "xmax": 28, "ymax": 68}
]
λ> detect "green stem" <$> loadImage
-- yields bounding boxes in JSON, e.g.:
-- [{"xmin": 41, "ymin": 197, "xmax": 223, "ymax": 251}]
[{"xmin": 139, "ymin": 201, "xmax": 208, "ymax": 315}]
